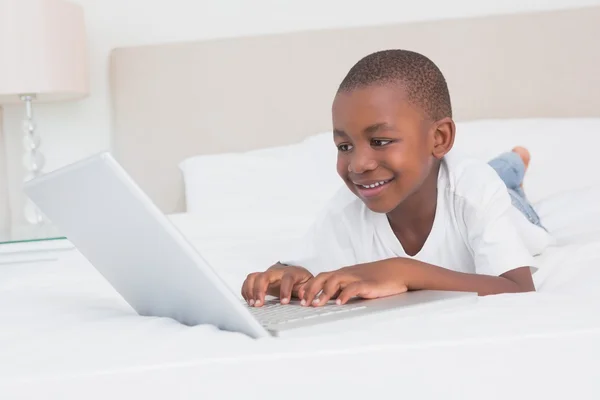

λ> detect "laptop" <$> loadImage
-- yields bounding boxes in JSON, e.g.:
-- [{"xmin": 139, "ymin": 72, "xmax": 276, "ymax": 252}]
[{"xmin": 23, "ymin": 152, "xmax": 476, "ymax": 338}]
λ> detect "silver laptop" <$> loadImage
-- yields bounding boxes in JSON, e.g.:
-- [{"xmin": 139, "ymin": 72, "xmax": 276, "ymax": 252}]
[{"xmin": 24, "ymin": 152, "xmax": 476, "ymax": 338}]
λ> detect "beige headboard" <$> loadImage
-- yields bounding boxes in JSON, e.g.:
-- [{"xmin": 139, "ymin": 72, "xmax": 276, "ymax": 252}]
[{"xmin": 110, "ymin": 6, "xmax": 600, "ymax": 214}]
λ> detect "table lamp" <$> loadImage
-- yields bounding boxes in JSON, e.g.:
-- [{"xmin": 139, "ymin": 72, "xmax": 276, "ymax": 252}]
[{"xmin": 0, "ymin": 0, "xmax": 88, "ymax": 232}]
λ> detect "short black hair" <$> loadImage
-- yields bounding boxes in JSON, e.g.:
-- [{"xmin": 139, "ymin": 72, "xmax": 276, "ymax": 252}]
[{"xmin": 337, "ymin": 49, "xmax": 452, "ymax": 121}]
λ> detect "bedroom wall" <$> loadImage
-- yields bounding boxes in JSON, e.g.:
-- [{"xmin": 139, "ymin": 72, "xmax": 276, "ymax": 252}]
[{"xmin": 1, "ymin": 0, "xmax": 600, "ymax": 228}]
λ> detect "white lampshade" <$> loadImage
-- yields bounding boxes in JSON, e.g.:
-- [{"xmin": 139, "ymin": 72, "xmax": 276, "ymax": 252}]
[{"xmin": 0, "ymin": 0, "xmax": 88, "ymax": 103}]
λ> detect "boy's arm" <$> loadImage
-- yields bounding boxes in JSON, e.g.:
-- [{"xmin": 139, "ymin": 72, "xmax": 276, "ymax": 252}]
[
  {"xmin": 395, "ymin": 258, "xmax": 535, "ymax": 295},
  {"xmin": 301, "ymin": 258, "xmax": 535, "ymax": 306}
]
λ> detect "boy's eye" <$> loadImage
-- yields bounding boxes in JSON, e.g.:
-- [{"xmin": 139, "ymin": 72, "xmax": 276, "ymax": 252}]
[
  {"xmin": 337, "ymin": 143, "xmax": 353, "ymax": 152},
  {"xmin": 371, "ymin": 139, "xmax": 392, "ymax": 147}
]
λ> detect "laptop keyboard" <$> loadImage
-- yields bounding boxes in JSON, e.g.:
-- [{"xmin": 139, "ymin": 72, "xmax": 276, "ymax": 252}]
[{"xmin": 247, "ymin": 299, "xmax": 367, "ymax": 326}]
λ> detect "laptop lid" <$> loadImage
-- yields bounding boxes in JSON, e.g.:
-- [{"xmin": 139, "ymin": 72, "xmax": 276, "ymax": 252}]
[{"xmin": 24, "ymin": 152, "xmax": 270, "ymax": 339}]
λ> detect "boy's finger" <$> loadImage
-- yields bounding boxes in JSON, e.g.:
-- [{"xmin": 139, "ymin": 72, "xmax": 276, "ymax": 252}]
[
  {"xmin": 279, "ymin": 274, "xmax": 295, "ymax": 304},
  {"xmin": 302, "ymin": 273, "xmax": 329, "ymax": 306},
  {"xmin": 252, "ymin": 274, "xmax": 271, "ymax": 307},
  {"xmin": 296, "ymin": 283, "xmax": 307, "ymax": 300},
  {"xmin": 314, "ymin": 277, "xmax": 343, "ymax": 306},
  {"xmin": 254, "ymin": 273, "xmax": 280, "ymax": 307},
  {"xmin": 242, "ymin": 273, "xmax": 257, "ymax": 305},
  {"xmin": 337, "ymin": 282, "xmax": 368, "ymax": 305}
]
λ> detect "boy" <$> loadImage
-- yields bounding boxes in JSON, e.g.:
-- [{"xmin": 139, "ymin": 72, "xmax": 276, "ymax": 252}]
[{"xmin": 241, "ymin": 49, "xmax": 551, "ymax": 308}]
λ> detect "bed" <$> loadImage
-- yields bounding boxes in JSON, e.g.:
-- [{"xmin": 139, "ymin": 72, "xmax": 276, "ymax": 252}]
[{"xmin": 2, "ymin": 5, "xmax": 600, "ymax": 399}]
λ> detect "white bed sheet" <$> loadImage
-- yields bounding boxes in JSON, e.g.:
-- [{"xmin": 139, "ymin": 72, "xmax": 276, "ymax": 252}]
[
  {"xmin": 5, "ymin": 110, "xmax": 600, "ymax": 398},
  {"xmin": 2, "ymin": 211, "xmax": 600, "ymax": 398}
]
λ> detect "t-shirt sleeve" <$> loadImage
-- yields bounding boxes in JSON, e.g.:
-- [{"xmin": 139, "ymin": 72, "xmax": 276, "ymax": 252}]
[
  {"xmin": 277, "ymin": 206, "xmax": 357, "ymax": 276},
  {"xmin": 461, "ymin": 166, "xmax": 537, "ymax": 277}
]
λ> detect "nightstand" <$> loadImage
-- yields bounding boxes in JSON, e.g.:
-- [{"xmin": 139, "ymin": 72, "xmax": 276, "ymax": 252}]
[{"xmin": 0, "ymin": 226, "xmax": 75, "ymax": 265}]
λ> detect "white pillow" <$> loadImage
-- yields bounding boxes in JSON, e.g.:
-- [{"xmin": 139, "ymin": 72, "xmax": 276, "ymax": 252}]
[
  {"xmin": 453, "ymin": 118, "xmax": 600, "ymax": 203},
  {"xmin": 168, "ymin": 213, "xmax": 310, "ymax": 285},
  {"xmin": 180, "ymin": 118, "xmax": 600, "ymax": 223},
  {"xmin": 179, "ymin": 132, "xmax": 342, "ymax": 221}
]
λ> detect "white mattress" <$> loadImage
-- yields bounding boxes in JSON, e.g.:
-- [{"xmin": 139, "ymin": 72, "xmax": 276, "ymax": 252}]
[
  {"xmin": 3, "ymin": 118, "xmax": 600, "ymax": 398},
  {"xmin": 2, "ymin": 211, "xmax": 600, "ymax": 398}
]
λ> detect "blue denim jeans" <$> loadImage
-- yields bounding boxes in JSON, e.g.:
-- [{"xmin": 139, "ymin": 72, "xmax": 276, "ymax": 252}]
[{"xmin": 488, "ymin": 152, "xmax": 544, "ymax": 229}]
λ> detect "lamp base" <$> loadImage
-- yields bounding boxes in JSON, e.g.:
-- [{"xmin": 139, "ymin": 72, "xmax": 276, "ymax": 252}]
[{"xmin": 20, "ymin": 94, "xmax": 48, "ymax": 225}]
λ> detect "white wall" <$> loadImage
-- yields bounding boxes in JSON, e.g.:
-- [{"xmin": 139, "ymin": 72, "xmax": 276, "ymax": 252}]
[{"xmin": 2, "ymin": 0, "xmax": 600, "ymax": 229}]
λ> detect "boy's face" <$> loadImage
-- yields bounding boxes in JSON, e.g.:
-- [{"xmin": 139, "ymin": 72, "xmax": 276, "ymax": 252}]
[{"xmin": 332, "ymin": 84, "xmax": 442, "ymax": 214}]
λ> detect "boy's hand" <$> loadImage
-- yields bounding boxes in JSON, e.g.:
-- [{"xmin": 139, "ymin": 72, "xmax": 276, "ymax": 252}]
[
  {"xmin": 299, "ymin": 261, "xmax": 408, "ymax": 307},
  {"xmin": 241, "ymin": 263, "xmax": 313, "ymax": 307}
]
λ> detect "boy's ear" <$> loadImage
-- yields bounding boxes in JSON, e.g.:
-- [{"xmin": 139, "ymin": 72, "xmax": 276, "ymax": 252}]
[{"xmin": 431, "ymin": 117, "xmax": 455, "ymax": 159}]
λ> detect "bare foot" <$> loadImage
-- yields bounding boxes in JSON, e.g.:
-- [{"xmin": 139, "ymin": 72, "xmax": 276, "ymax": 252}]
[
  {"xmin": 512, "ymin": 146, "xmax": 530, "ymax": 170},
  {"xmin": 512, "ymin": 146, "xmax": 530, "ymax": 188}
]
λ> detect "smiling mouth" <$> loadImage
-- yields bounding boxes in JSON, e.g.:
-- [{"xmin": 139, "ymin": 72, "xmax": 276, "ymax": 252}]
[{"xmin": 353, "ymin": 178, "xmax": 394, "ymax": 198}]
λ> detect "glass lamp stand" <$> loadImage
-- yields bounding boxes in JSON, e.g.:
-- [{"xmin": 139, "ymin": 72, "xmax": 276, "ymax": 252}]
[
  {"xmin": 21, "ymin": 94, "xmax": 46, "ymax": 225},
  {"xmin": 9, "ymin": 94, "xmax": 62, "ymax": 241}
]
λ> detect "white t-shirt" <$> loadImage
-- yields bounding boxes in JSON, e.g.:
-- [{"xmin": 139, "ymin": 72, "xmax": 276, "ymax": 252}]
[{"xmin": 279, "ymin": 150, "xmax": 552, "ymax": 277}]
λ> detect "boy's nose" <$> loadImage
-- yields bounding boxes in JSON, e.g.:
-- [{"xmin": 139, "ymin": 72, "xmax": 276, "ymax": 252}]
[{"xmin": 348, "ymin": 153, "xmax": 377, "ymax": 174}]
